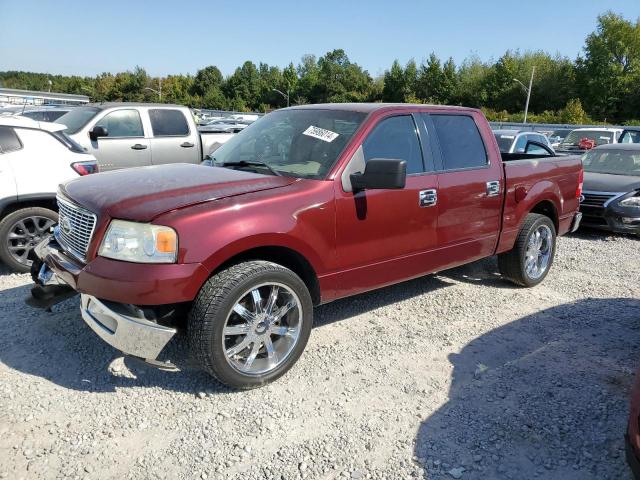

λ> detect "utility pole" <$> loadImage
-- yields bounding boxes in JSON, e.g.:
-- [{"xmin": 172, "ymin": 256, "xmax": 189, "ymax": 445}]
[{"xmin": 513, "ymin": 66, "xmax": 535, "ymax": 124}]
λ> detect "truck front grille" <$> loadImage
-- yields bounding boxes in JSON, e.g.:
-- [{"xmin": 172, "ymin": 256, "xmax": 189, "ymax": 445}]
[{"xmin": 55, "ymin": 195, "xmax": 97, "ymax": 262}]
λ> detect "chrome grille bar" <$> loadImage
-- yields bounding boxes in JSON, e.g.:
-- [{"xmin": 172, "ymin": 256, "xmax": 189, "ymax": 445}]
[{"xmin": 55, "ymin": 194, "xmax": 97, "ymax": 262}]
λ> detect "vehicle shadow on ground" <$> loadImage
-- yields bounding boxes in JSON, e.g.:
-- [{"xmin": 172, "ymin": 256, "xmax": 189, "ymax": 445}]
[{"xmin": 414, "ymin": 297, "xmax": 640, "ymax": 480}]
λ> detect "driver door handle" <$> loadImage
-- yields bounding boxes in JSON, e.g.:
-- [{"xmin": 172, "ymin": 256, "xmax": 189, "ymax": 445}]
[
  {"xmin": 419, "ymin": 189, "xmax": 437, "ymax": 207},
  {"xmin": 180, "ymin": 142, "xmax": 195, "ymax": 148},
  {"xmin": 131, "ymin": 144, "xmax": 148, "ymax": 150},
  {"xmin": 486, "ymin": 181, "xmax": 500, "ymax": 197}
]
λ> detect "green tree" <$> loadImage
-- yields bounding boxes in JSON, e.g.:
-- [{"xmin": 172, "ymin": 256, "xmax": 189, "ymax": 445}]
[{"xmin": 576, "ymin": 12, "xmax": 640, "ymax": 121}]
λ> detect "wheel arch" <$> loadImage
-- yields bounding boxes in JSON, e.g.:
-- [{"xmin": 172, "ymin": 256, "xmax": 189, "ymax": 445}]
[
  {"xmin": 210, "ymin": 245, "xmax": 321, "ymax": 306},
  {"xmin": 0, "ymin": 194, "xmax": 58, "ymax": 219},
  {"xmin": 529, "ymin": 199, "xmax": 559, "ymax": 232}
]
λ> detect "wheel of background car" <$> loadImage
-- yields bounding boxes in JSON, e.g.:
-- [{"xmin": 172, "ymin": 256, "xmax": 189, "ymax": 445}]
[
  {"xmin": 497, "ymin": 213, "xmax": 556, "ymax": 287},
  {"xmin": 0, "ymin": 207, "xmax": 57, "ymax": 273},
  {"xmin": 188, "ymin": 260, "xmax": 313, "ymax": 389}
]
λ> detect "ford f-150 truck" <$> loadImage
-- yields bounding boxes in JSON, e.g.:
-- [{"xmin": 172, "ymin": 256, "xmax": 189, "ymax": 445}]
[{"xmin": 29, "ymin": 103, "xmax": 583, "ymax": 389}]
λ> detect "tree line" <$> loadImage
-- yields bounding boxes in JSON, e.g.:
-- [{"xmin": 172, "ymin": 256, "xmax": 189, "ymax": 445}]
[{"xmin": 1, "ymin": 12, "xmax": 638, "ymax": 124}]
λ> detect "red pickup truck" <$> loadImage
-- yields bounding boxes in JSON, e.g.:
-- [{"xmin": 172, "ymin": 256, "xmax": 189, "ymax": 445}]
[{"xmin": 29, "ymin": 104, "xmax": 583, "ymax": 389}]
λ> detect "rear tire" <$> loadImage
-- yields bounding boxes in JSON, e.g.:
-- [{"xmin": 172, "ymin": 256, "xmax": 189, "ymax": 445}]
[
  {"xmin": 0, "ymin": 207, "xmax": 57, "ymax": 273},
  {"xmin": 188, "ymin": 260, "xmax": 313, "ymax": 389},
  {"xmin": 498, "ymin": 213, "xmax": 556, "ymax": 287}
]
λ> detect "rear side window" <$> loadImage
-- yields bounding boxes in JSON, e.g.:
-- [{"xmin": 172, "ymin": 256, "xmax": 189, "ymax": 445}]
[
  {"xmin": 96, "ymin": 110, "xmax": 144, "ymax": 138},
  {"xmin": 0, "ymin": 126, "xmax": 23, "ymax": 153},
  {"xmin": 431, "ymin": 115, "xmax": 487, "ymax": 170},
  {"xmin": 363, "ymin": 115, "xmax": 424, "ymax": 174},
  {"xmin": 149, "ymin": 109, "xmax": 190, "ymax": 137}
]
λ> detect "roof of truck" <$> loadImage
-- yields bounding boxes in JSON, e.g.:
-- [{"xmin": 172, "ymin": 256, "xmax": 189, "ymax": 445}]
[
  {"xmin": 83, "ymin": 102, "xmax": 187, "ymax": 109},
  {"xmin": 285, "ymin": 103, "xmax": 475, "ymax": 113}
]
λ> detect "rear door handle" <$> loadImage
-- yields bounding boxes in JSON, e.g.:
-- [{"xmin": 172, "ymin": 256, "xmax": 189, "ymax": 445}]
[
  {"xmin": 419, "ymin": 189, "xmax": 437, "ymax": 207},
  {"xmin": 486, "ymin": 181, "xmax": 500, "ymax": 197},
  {"xmin": 131, "ymin": 144, "xmax": 148, "ymax": 150},
  {"xmin": 180, "ymin": 142, "xmax": 195, "ymax": 148}
]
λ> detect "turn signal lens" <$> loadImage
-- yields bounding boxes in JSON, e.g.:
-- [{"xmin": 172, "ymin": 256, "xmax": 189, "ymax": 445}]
[{"xmin": 155, "ymin": 230, "xmax": 177, "ymax": 254}]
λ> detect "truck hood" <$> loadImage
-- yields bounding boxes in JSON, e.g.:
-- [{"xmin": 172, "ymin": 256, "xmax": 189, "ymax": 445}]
[
  {"xmin": 583, "ymin": 172, "xmax": 640, "ymax": 193},
  {"xmin": 61, "ymin": 163, "xmax": 297, "ymax": 222}
]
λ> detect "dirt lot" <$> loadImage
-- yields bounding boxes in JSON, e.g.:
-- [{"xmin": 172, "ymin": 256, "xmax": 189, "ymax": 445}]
[{"xmin": 0, "ymin": 230, "xmax": 639, "ymax": 480}]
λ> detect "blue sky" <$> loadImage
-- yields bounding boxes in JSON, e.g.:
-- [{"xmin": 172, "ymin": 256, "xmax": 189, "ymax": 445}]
[{"xmin": 1, "ymin": 0, "xmax": 638, "ymax": 78}]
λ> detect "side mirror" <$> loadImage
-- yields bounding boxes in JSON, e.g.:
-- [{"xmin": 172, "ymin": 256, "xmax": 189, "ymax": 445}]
[
  {"xmin": 350, "ymin": 158, "xmax": 407, "ymax": 191},
  {"xmin": 89, "ymin": 125, "xmax": 108, "ymax": 141}
]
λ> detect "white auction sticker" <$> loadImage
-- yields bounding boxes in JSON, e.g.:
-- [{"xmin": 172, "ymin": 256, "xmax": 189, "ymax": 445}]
[{"xmin": 302, "ymin": 125, "xmax": 339, "ymax": 143}]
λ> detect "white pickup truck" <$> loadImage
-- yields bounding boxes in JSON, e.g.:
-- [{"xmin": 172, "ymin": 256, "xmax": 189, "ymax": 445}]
[{"xmin": 55, "ymin": 103, "xmax": 233, "ymax": 171}]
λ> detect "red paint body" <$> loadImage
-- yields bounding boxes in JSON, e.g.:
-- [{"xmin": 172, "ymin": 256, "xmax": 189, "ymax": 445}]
[{"xmin": 47, "ymin": 104, "xmax": 582, "ymax": 306}]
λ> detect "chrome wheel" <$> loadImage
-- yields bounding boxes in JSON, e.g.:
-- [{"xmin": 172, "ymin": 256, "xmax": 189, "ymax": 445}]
[
  {"xmin": 6, "ymin": 216, "xmax": 55, "ymax": 266},
  {"xmin": 222, "ymin": 282, "xmax": 302, "ymax": 375},
  {"xmin": 524, "ymin": 224, "xmax": 553, "ymax": 280}
]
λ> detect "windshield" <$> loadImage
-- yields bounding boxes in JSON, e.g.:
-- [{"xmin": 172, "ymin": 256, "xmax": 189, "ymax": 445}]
[
  {"xmin": 620, "ymin": 130, "xmax": 640, "ymax": 144},
  {"xmin": 209, "ymin": 109, "xmax": 366, "ymax": 179},
  {"xmin": 54, "ymin": 107, "xmax": 101, "ymax": 134},
  {"xmin": 549, "ymin": 129, "xmax": 571, "ymax": 140},
  {"xmin": 561, "ymin": 130, "xmax": 614, "ymax": 148},
  {"xmin": 582, "ymin": 149, "xmax": 640, "ymax": 176},
  {"xmin": 494, "ymin": 133, "xmax": 515, "ymax": 152}
]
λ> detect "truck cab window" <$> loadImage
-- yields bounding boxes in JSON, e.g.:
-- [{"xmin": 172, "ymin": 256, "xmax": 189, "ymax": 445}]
[
  {"xmin": 149, "ymin": 109, "xmax": 190, "ymax": 137},
  {"xmin": 431, "ymin": 114, "xmax": 487, "ymax": 169},
  {"xmin": 363, "ymin": 116, "xmax": 424, "ymax": 174},
  {"xmin": 96, "ymin": 110, "xmax": 144, "ymax": 138}
]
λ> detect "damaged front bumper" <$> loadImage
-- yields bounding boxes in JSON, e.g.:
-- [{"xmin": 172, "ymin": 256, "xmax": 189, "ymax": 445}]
[{"xmin": 27, "ymin": 236, "xmax": 177, "ymax": 361}]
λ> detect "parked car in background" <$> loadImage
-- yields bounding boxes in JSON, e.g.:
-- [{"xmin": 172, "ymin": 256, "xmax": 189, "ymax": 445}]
[
  {"xmin": 620, "ymin": 127, "xmax": 640, "ymax": 144},
  {"xmin": 557, "ymin": 127, "xmax": 623, "ymax": 153},
  {"xmin": 547, "ymin": 128, "xmax": 573, "ymax": 148},
  {"xmin": 493, "ymin": 129, "xmax": 554, "ymax": 153},
  {"xmin": 54, "ymin": 103, "xmax": 232, "ymax": 171},
  {"xmin": 580, "ymin": 144, "xmax": 640, "ymax": 235},
  {"xmin": 0, "ymin": 106, "xmax": 72, "ymax": 123},
  {"xmin": 0, "ymin": 116, "xmax": 98, "ymax": 272},
  {"xmin": 29, "ymin": 103, "xmax": 583, "ymax": 389},
  {"xmin": 20, "ymin": 107, "xmax": 72, "ymax": 123},
  {"xmin": 199, "ymin": 119, "xmax": 250, "ymax": 133}
]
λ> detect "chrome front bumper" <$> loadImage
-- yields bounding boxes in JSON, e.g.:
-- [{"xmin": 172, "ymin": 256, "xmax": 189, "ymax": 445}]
[{"xmin": 80, "ymin": 295, "xmax": 177, "ymax": 360}]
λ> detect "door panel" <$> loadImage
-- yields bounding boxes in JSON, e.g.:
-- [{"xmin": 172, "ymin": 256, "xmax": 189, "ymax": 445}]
[
  {"xmin": 147, "ymin": 109, "xmax": 200, "ymax": 165},
  {"xmin": 424, "ymin": 112, "xmax": 503, "ymax": 269},
  {"xmin": 88, "ymin": 109, "xmax": 151, "ymax": 171},
  {"xmin": 333, "ymin": 114, "xmax": 439, "ymax": 298}
]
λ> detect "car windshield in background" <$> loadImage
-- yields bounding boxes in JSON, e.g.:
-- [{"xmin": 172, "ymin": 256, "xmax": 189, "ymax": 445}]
[
  {"xmin": 494, "ymin": 133, "xmax": 515, "ymax": 152},
  {"xmin": 209, "ymin": 109, "xmax": 366, "ymax": 179},
  {"xmin": 620, "ymin": 130, "xmax": 640, "ymax": 144},
  {"xmin": 582, "ymin": 149, "xmax": 640, "ymax": 176},
  {"xmin": 561, "ymin": 130, "xmax": 614, "ymax": 147},
  {"xmin": 54, "ymin": 107, "xmax": 101, "ymax": 134}
]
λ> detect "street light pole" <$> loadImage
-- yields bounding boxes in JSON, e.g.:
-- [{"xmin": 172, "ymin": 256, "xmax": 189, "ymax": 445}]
[
  {"xmin": 145, "ymin": 78, "xmax": 163, "ymax": 102},
  {"xmin": 272, "ymin": 88, "xmax": 290, "ymax": 107},
  {"xmin": 513, "ymin": 67, "xmax": 535, "ymax": 124}
]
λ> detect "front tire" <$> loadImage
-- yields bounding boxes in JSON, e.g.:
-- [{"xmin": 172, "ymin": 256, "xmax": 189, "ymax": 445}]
[
  {"xmin": 188, "ymin": 260, "xmax": 313, "ymax": 389},
  {"xmin": 0, "ymin": 207, "xmax": 57, "ymax": 273},
  {"xmin": 498, "ymin": 213, "xmax": 556, "ymax": 287}
]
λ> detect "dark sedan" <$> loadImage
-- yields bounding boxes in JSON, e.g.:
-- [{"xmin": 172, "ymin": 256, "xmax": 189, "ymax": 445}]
[{"xmin": 580, "ymin": 144, "xmax": 640, "ymax": 235}]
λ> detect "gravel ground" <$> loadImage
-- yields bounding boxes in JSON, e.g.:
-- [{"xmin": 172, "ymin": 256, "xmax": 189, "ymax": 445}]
[{"xmin": 0, "ymin": 230, "xmax": 639, "ymax": 480}]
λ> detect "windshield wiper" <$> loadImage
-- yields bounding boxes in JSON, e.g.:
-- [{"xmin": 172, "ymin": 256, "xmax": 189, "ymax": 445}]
[{"xmin": 220, "ymin": 160, "xmax": 282, "ymax": 176}]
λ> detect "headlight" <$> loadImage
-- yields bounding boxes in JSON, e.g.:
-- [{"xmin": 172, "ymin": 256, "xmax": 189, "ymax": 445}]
[
  {"xmin": 620, "ymin": 195, "xmax": 640, "ymax": 208},
  {"xmin": 99, "ymin": 220, "xmax": 177, "ymax": 263}
]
